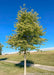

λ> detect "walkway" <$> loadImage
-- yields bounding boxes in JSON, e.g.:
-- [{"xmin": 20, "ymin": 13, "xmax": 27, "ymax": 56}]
[{"xmin": 0, "ymin": 60, "xmax": 54, "ymax": 72}]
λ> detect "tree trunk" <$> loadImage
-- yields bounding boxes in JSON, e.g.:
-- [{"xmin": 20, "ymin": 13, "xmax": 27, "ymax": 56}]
[
  {"xmin": 24, "ymin": 52, "xmax": 26, "ymax": 75},
  {"xmin": 0, "ymin": 50, "xmax": 2, "ymax": 55}
]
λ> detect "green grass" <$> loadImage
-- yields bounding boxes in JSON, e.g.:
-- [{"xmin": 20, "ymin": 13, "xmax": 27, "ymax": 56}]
[
  {"xmin": 0, "ymin": 51, "xmax": 54, "ymax": 75},
  {"xmin": 0, "ymin": 51, "xmax": 54, "ymax": 66},
  {"xmin": 0, "ymin": 61, "xmax": 54, "ymax": 75},
  {"xmin": 45, "ymin": 50, "xmax": 54, "ymax": 52}
]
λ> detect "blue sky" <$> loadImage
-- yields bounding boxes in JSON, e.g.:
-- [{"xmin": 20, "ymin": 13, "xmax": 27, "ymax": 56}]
[{"xmin": 0, "ymin": 0, "xmax": 54, "ymax": 53}]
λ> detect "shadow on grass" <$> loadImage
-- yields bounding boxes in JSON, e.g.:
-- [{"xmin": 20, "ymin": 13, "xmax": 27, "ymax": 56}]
[
  {"xmin": 0, "ymin": 58, "xmax": 8, "ymax": 61},
  {"xmin": 15, "ymin": 60, "xmax": 34, "ymax": 68}
]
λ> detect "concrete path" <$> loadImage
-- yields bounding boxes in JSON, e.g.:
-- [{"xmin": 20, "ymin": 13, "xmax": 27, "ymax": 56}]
[
  {"xmin": 0, "ymin": 60, "xmax": 54, "ymax": 72},
  {"xmin": 30, "ymin": 64, "xmax": 54, "ymax": 71},
  {"xmin": 20, "ymin": 73, "xmax": 54, "ymax": 75},
  {"xmin": 1, "ymin": 60, "xmax": 20, "ymax": 64}
]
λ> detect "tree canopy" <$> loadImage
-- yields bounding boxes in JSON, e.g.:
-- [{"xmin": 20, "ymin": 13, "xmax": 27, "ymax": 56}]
[
  {"xmin": 0, "ymin": 43, "xmax": 4, "ymax": 55},
  {"xmin": 7, "ymin": 6, "xmax": 46, "ymax": 53}
]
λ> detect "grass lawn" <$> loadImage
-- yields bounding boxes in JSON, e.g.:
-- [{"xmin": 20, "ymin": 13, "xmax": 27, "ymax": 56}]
[
  {"xmin": 0, "ymin": 51, "xmax": 54, "ymax": 75},
  {"xmin": 0, "ymin": 61, "xmax": 54, "ymax": 75},
  {"xmin": 0, "ymin": 51, "xmax": 54, "ymax": 66}
]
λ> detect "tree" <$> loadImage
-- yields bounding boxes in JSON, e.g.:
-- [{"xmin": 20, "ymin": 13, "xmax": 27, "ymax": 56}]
[
  {"xmin": 7, "ymin": 5, "xmax": 47, "ymax": 75},
  {"xmin": 0, "ymin": 43, "xmax": 4, "ymax": 55}
]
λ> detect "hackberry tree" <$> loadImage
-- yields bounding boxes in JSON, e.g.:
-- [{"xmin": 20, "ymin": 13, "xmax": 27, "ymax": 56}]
[{"xmin": 7, "ymin": 6, "xmax": 46, "ymax": 75}]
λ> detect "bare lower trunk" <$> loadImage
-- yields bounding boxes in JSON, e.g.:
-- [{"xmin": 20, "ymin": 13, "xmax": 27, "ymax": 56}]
[
  {"xmin": 24, "ymin": 53, "xmax": 26, "ymax": 75},
  {"xmin": 0, "ymin": 50, "xmax": 2, "ymax": 55}
]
